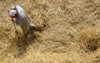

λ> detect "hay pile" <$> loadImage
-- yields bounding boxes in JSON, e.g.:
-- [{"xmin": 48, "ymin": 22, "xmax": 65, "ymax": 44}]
[{"xmin": 0, "ymin": 0, "xmax": 100, "ymax": 63}]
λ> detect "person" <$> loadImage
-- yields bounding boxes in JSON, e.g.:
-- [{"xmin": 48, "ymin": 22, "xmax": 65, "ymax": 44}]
[{"xmin": 8, "ymin": 5, "xmax": 35, "ymax": 37}]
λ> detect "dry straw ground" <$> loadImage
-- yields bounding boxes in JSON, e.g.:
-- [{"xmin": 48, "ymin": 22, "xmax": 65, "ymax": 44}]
[{"xmin": 0, "ymin": 0, "xmax": 100, "ymax": 63}]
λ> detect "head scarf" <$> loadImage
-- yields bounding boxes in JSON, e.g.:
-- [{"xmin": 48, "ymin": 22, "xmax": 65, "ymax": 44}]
[{"xmin": 9, "ymin": 10, "xmax": 17, "ymax": 17}]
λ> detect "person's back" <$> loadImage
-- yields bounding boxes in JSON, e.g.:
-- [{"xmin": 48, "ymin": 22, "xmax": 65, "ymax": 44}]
[{"xmin": 12, "ymin": 5, "xmax": 30, "ymax": 25}]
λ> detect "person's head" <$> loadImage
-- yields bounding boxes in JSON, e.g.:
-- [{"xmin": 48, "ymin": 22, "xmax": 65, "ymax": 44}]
[{"xmin": 8, "ymin": 10, "xmax": 18, "ymax": 18}]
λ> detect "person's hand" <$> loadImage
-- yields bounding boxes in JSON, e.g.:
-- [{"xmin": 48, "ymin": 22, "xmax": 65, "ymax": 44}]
[
  {"xmin": 8, "ymin": 9, "xmax": 11, "ymax": 13},
  {"xmin": 11, "ymin": 18, "xmax": 14, "ymax": 22}
]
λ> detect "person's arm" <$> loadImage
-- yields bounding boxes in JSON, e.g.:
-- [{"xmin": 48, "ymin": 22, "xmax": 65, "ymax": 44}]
[{"xmin": 14, "ymin": 20, "xmax": 19, "ymax": 26}]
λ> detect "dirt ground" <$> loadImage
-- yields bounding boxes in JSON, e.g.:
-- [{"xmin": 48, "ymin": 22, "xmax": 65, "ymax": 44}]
[{"xmin": 1, "ymin": 0, "xmax": 100, "ymax": 63}]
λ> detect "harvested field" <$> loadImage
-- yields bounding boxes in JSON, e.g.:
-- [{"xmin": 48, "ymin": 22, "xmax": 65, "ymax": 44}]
[{"xmin": 0, "ymin": 0, "xmax": 100, "ymax": 63}]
